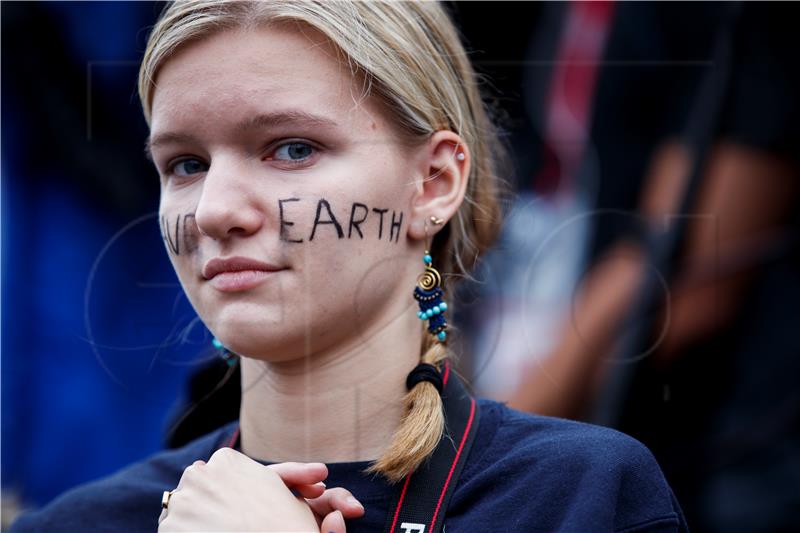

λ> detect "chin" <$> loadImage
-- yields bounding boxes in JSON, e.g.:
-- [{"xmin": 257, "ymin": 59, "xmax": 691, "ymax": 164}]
[
  {"xmin": 198, "ymin": 303, "xmax": 285, "ymax": 356},
  {"xmin": 210, "ymin": 314, "xmax": 349, "ymax": 363},
  {"xmin": 210, "ymin": 324, "xmax": 287, "ymax": 360}
]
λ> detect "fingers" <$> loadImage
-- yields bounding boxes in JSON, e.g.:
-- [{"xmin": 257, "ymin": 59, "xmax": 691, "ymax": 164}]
[
  {"xmin": 319, "ymin": 510, "xmax": 346, "ymax": 533},
  {"xmin": 294, "ymin": 481, "xmax": 327, "ymax": 499},
  {"xmin": 307, "ymin": 487, "xmax": 365, "ymax": 520},
  {"xmin": 194, "ymin": 454, "xmax": 329, "ymax": 498},
  {"xmin": 267, "ymin": 461, "xmax": 328, "ymax": 486},
  {"xmin": 266, "ymin": 462, "xmax": 328, "ymax": 499}
]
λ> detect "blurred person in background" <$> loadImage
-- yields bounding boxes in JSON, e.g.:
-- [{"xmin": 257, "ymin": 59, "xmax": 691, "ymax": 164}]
[{"xmin": 496, "ymin": 3, "xmax": 800, "ymax": 531}]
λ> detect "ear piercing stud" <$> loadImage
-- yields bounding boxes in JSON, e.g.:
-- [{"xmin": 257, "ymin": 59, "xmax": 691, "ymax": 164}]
[{"xmin": 456, "ymin": 152, "xmax": 465, "ymax": 161}]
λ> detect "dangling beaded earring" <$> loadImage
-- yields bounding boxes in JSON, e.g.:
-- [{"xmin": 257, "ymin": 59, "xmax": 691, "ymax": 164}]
[
  {"xmin": 414, "ymin": 216, "xmax": 448, "ymax": 343},
  {"xmin": 212, "ymin": 337, "xmax": 239, "ymax": 367}
]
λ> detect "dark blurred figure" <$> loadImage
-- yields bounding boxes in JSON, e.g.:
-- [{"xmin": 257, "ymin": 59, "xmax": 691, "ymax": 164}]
[{"xmin": 506, "ymin": 2, "xmax": 800, "ymax": 532}]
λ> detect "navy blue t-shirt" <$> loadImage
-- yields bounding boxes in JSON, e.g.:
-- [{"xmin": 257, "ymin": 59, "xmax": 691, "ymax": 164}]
[{"xmin": 11, "ymin": 399, "xmax": 688, "ymax": 532}]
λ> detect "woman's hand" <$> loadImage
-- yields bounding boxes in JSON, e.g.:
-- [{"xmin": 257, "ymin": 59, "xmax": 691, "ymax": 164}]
[{"xmin": 158, "ymin": 447, "xmax": 364, "ymax": 532}]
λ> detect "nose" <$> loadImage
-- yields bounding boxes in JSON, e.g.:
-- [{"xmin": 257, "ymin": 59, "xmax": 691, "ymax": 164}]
[{"xmin": 193, "ymin": 156, "xmax": 264, "ymax": 241}]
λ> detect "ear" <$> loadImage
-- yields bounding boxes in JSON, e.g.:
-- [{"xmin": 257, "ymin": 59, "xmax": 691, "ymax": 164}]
[{"xmin": 408, "ymin": 130, "xmax": 470, "ymax": 241}]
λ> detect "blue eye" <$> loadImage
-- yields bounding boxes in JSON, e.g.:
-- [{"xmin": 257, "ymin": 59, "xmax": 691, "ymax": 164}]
[
  {"xmin": 169, "ymin": 158, "xmax": 208, "ymax": 177},
  {"xmin": 271, "ymin": 142, "xmax": 315, "ymax": 163}
]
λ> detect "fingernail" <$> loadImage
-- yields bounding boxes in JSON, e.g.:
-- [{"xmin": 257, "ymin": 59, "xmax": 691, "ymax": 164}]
[{"xmin": 327, "ymin": 509, "xmax": 344, "ymax": 532}]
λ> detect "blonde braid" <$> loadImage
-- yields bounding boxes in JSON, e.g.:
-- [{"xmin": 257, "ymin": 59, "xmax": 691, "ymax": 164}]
[{"xmin": 363, "ymin": 336, "xmax": 448, "ymax": 483}]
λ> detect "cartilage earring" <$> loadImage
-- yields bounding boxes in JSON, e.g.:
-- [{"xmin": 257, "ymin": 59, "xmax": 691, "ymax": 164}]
[
  {"xmin": 212, "ymin": 337, "xmax": 238, "ymax": 367},
  {"xmin": 456, "ymin": 152, "xmax": 465, "ymax": 161},
  {"xmin": 414, "ymin": 216, "xmax": 448, "ymax": 343}
]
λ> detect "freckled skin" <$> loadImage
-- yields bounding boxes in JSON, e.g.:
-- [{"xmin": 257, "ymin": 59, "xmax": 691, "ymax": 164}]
[{"xmin": 148, "ymin": 26, "xmax": 424, "ymax": 361}]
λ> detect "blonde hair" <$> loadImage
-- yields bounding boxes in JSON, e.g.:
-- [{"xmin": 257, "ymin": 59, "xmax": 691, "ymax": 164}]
[{"xmin": 138, "ymin": 0, "xmax": 508, "ymax": 483}]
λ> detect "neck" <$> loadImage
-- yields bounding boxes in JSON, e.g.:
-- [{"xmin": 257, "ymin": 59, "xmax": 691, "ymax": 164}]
[{"xmin": 238, "ymin": 310, "xmax": 422, "ymax": 463}]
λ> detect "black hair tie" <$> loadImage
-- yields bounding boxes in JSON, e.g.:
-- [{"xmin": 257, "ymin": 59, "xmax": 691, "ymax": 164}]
[{"xmin": 406, "ymin": 363, "xmax": 443, "ymax": 394}]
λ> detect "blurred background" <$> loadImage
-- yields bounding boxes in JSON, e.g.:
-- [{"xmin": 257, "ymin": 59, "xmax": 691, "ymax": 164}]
[{"xmin": 2, "ymin": 2, "xmax": 799, "ymax": 532}]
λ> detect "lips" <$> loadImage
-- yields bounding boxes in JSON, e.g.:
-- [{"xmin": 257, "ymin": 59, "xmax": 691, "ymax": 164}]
[{"xmin": 202, "ymin": 256, "xmax": 284, "ymax": 292}]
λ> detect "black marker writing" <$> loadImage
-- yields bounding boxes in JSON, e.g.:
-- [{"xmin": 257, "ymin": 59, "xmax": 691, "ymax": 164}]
[
  {"xmin": 278, "ymin": 198, "xmax": 303, "ymax": 243},
  {"xmin": 309, "ymin": 198, "xmax": 344, "ymax": 241},
  {"xmin": 161, "ymin": 214, "xmax": 181, "ymax": 255},
  {"xmin": 372, "ymin": 208, "xmax": 388, "ymax": 240},
  {"xmin": 390, "ymin": 210, "xmax": 404, "ymax": 243},
  {"xmin": 160, "ymin": 213, "xmax": 200, "ymax": 255},
  {"xmin": 348, "ymin": 202, "xmax": 369, "ymax": 239},
  {"xmin": 182, "ymin": 213, "xmax": 198, "ymax": 253}
]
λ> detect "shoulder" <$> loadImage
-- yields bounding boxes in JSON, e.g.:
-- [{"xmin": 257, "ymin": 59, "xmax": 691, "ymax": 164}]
[
  {"xmin": 473, "ymin": 398, "xmax": 662, "ymax": 472},
  {"xmin": 10, "ymin": 422, "xmax": 237, "ymax": 533},
  {"xmin": 449, "ymin": 399, "xmax": 687, "ymax": 532}
]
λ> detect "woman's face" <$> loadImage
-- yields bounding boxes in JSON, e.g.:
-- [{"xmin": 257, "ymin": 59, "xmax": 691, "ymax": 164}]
[{"xmin": 147, "ymin": 25, "xmax": 426, "ymax": 360}]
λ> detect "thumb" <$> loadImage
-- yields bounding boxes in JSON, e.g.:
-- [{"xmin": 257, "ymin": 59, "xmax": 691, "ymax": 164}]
[{"xmin": 319, "ymin": 509, "xmax": 346, "ymax": 533}]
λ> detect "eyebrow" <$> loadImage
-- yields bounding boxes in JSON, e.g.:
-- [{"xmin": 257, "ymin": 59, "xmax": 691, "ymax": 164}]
[{"xmin": 144, "ymin": 110, "xmax": 339, "ymax": 161}]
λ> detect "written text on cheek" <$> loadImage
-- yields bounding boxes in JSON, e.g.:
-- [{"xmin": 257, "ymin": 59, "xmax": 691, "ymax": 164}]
[{"xmin": 160, "ymin": 198, "xmax": 405, "ymax": 255}]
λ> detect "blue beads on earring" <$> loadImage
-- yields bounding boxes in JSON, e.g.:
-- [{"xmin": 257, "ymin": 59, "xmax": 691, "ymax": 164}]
[
  {"xmin": 414, "ymin": 250, "xmax": 448, "ymax": 343},
  {"xmin": 212, "ymin": 337, "xmax": 238, "ymax": 367}
]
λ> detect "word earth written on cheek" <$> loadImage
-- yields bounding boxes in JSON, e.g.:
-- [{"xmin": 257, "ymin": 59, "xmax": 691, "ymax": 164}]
[
  {"xmin": 279, "ymin": 198, "xmax": 404, "ymax": 244},
  {"xmin": 160, "ymin": 198, "xmax": 404, "ymax": 256}
]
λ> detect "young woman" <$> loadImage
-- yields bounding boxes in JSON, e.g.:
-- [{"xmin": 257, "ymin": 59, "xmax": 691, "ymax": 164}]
[{"xmin": 12, "ymin": 1, "xmax": 688, "ymax": 532}]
